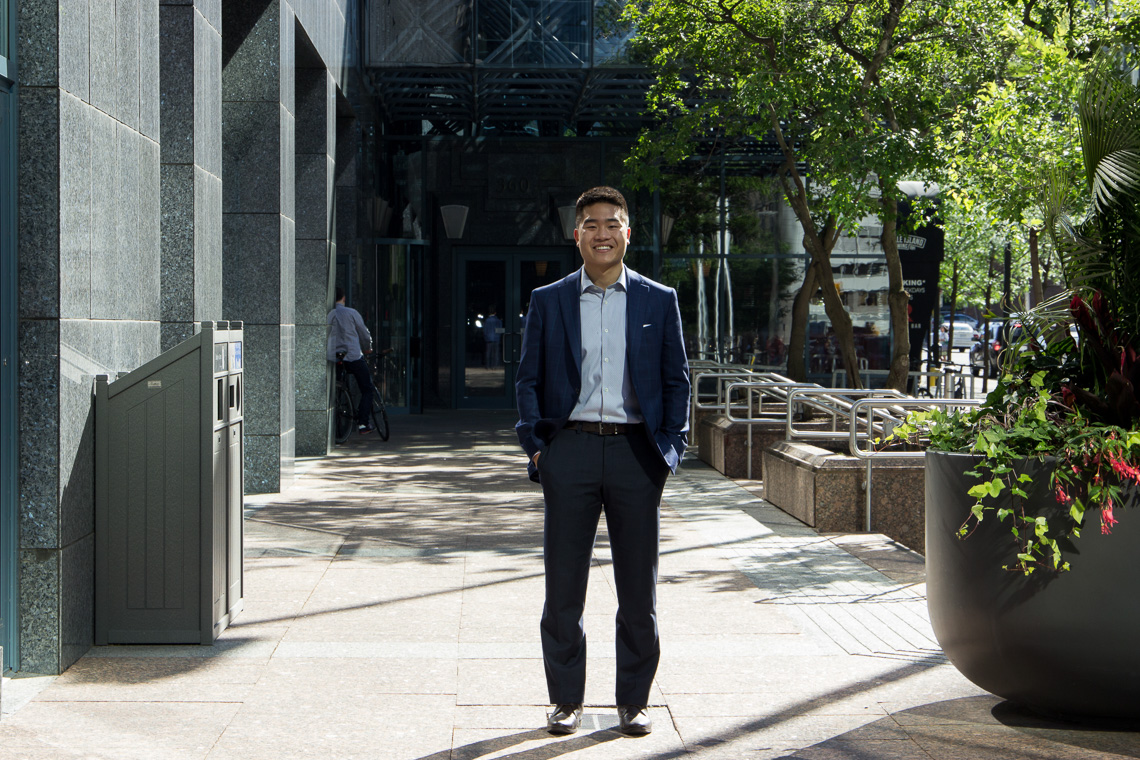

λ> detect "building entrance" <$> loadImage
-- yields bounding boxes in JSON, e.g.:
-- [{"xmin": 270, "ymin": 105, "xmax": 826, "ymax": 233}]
[{"xmin": 456, "ymin": 249, "xmax": 573, "ymax": 409}]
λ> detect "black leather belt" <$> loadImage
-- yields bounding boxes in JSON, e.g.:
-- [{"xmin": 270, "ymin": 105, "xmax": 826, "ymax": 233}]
[{"xmin": 565, "ymin": 420, "xmax": 630, "ymax": 435}]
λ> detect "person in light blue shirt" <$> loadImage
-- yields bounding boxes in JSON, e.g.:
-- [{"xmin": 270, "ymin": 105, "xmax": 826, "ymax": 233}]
[
  {"xmin": 327, "ymin": 287, "xmax": 377, "ymax": 434},
  {"xmin": 515, "ymin": 186, "xmax": 690, "ymax": 738}
]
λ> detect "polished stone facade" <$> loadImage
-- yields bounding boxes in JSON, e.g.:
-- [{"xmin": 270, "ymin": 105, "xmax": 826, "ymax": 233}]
[{"xmin": 13, "ymin": 0, "xmax": 359, "ymax": 674}]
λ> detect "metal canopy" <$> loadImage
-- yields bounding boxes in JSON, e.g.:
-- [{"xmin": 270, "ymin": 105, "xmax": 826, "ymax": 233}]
[
  {"xmin": 363, "ymin": 0, "xmax": 651, "ymax": 134},
  {"xmin": 361, "ymin": 0, "xmax": 788, "ymax": 167},
  {"xmin": 364, "ymin": 66, "xmax": 654, "ymax": 134}
]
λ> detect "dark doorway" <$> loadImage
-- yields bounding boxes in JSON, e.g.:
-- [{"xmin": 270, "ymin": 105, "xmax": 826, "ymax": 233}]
[{"xmin": 455, "ymin": 249, "xmax": 573, "ymax": 408}]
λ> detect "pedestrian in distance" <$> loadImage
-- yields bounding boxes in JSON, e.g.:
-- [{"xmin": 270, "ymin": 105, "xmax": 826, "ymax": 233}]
[
  {"xmin": 515, "ymin": 186, "xmax": 691, "ymax": 737},
  {"xmin": 327, "ymin": 286, "xmax": 378, "ymax": 434},
  {"xmin": 483, "ymin": 305, "xmax": 503, "ymax": 368}
]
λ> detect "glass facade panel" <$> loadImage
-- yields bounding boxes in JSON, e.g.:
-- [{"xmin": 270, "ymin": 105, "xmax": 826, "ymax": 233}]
[
  {"xmin": 479, "ymin": 0, "xmax": 590, "ymax": 66},
  {"xmin": 594, "ymin": 0, "xmax": 635, "ymax": 64},
  {"xmin": 661, "ymin": 256, "xmax": 802, "ymax": 367},
  {"xmin": 806, "ymin": 258, "xmax": 892, "ymax": 384}
]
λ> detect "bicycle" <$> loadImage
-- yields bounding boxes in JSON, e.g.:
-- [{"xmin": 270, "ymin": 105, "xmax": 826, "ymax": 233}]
[{"xmin": 333, "ymin": 351, "xmax": 390, "ymax": 443}]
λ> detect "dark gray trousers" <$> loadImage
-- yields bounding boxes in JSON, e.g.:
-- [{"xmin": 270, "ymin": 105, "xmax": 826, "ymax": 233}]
[{"xmin": 536, "ymin": 424, "xmax": 669, "ymax": 705}]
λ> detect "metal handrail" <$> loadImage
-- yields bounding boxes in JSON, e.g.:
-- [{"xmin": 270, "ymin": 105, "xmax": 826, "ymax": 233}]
[
  {"xmin": 723, "ymin": 380, "xmax": 821, "ymax": 422},
  {"xmin": 691, "ymin": 370, "xmax": 764, "ymax": 413},
  {"xmin": 847, "ymin": 397, "xmax": 984, "ymax": 531},
  {"xmin": 717, "ymin": 378, "xmax": 821, "ymax": 478},
  {"xmin": 784, "ymin": 387, "xmax": 909, "ymax": 443}
]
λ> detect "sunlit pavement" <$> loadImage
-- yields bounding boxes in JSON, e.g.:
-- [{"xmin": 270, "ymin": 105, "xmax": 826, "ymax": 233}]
[{"xmin": 2, "ymin": 410, "xmax": 1137, "ymax": 759}]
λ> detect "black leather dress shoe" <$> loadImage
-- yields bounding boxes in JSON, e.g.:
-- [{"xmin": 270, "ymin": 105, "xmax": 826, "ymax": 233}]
[
  {"xmin": 617, "ymin": 705, "xmax": 652, "ymax": 736},
  {"xmin": 547, "ymin": 704, "xmax": 583, "ymax": 735}
]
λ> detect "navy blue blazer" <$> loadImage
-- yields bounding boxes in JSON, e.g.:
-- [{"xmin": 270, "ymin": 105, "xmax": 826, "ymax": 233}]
[{"xmin": 515, "ymin": 267, "xmax": 691, "ymax": 483}]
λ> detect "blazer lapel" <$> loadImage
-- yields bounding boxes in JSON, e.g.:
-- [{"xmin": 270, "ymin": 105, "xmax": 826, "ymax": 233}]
[
  {"xmin": 557, "ymin": 271, "xmax": 583, "ymax": 381},
  {"xmin": 625, "ymin": 269, "xmax": 649, "ymax": 361}
]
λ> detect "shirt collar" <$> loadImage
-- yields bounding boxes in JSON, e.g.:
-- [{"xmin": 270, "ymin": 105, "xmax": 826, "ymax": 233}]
[{"xmin": 578, "ymin": 266, "xmax": 627, "ymax": 294}]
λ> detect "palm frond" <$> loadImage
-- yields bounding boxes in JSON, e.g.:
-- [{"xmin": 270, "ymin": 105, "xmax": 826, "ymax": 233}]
[
  {"xmin": 1079, "ymin": 58, "xmax": 1140, "ymax": 214},
  {"xmin": 1041, "ymin": 165, "xmax": 1112, "ymax": 291}
]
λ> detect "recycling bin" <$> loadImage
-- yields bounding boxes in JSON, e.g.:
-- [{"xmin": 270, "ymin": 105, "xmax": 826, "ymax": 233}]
[{"xmin": 95, "ymin": 321, "xmax": 244, "ymax": 644}]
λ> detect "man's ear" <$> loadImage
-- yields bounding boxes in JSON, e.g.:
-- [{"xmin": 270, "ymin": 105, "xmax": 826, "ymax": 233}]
[
  {"xmin": 573, "ymin": 228, "xmax": 580, "ymax": 243},
  {"xmin": 624, "ymin": 227, "xmax": 632, "ymax": 242}
]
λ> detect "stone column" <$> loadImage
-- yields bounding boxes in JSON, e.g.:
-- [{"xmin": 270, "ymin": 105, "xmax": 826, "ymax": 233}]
[
  {"xmin": 222, "ymin": 0, "xmax": 296, "ymax": 493},
  {"xmin": 294, "ymin": 64, "xmax": 335, "ymax": 456},
  {"xmin": 160, "ymin": 0, "xmax": 223, "ymax": 349},
  {"xmin": 17, "ymin": 0, "xmax": 161, "ymax": 673}
]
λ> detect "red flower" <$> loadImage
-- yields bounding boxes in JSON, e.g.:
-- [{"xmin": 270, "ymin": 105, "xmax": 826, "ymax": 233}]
[{"xmin": 1102, "ymin": 497, "xmax": 1119, "ymax": 534}]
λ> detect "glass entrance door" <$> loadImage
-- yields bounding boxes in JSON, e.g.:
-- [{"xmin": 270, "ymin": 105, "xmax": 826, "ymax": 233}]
[{"xmin": 457, "ymin": 250, "xmax": 572, "ymax": 408}]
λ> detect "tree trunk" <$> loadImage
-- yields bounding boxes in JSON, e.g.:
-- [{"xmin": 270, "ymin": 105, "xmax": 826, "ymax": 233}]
[
  {"xmin": 786, "ymin": 262, "xmax": 818, "ymax": 382},
  {"xmin": 814, "ymin": 259, "xmax": 862, "ymax": 388},
  {"xmin": 1029, "ymin": 227, "xmax": 1043, "ymax": 307},
  {"xmin": 880, "ymin": 194, "xmax": 910, "ymax": 391}
]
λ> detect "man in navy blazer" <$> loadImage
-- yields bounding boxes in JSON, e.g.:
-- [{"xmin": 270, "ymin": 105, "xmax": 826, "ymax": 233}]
[{"xmin": 515, "ymin": 186, "xmax": 690, "ymax": 737}]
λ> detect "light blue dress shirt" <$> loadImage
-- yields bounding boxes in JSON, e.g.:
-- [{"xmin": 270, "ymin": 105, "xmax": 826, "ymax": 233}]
[{"xmin": 569, "ymin": 267, "xmax": 643, "ymax": 424}]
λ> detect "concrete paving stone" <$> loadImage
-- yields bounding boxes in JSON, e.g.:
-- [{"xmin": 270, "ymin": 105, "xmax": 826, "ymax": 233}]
[
  {"xmin": 788, "ymin": 738, "xmax": 934, "ymax": 759},
  {"xmin": 52, "ymin": 656, "xmax": 264, "ymax": 684},
  {"xmin": 452, "ymin": 704, "xmax": 558, "ymax": 730},
  {"xmin": 880, "ymin": 694, "xmax": 1003, "ymax": 726},
  {"xmin": 273, "ymin": 641, "xmax": 461, "ymax": 659},
  {"xmin": 275, "ymin": 624, "xmax": 463, "ymax": 647},
  {"xmin": 85, "ymin": 637, "xmax": 279, "ymax": 661},
  {"xmin": 0, "ymin": 701, "xmax": 239, "ymax": 758},
  {"xmin": 455, "ymin": 658, "xmax": 667, "ymax": 707},
  {"xmin": 310, "ymin": 568, "xmax": 466, "ymax": 600},
  {"xmin": 31, "ymin": 681, "xmax": 256, "ymax": 703},
  {"xmin": 456, "ymin": 658, "xmax": 551, "ymax": 706},
  {"xmin": 209, "ymin": 718, "xmax": 455, "ymax": 759},
  {"xmin": 664, "ymin": 692, "xmax": 890, "ymax": 719},
  {"xmin": 673, "ymin": 713, "xmax": 912, "ymax": 751},
  {"xmin": 282, "ymin": 605, "xmax": 463, "ymax": 640},
  {"xmin": 224, "ymin": 598, "xmax": 307, "ymax": 626},
  {"xmin": 452, "ymin": 723, "xmax": 686, "ymax": 760},
  {"xmin": 458, "ymin": 642, "xmax": 544, "ymax": 659},
  {"xmin": 655, "ymin": 655, "xmax": 901, "ymax": 695},
  {"xmin": 906, "ymin": 722, "xmax": 1140, "ymax": 760},
  {"xmin": 296, "ymin": 585, "xmax": 462, "ymax": 617},
  {"xmin": 864, "ymin": 665, "xmax": 991, "ymax": 706},
  {"xmin": 329, "ymin": 549, "xmax": 468, "ymax": 572},
  {"xmin": 660, "ymin": 633, "xmax": 837, "ymax": 659},
  {"xmin": 254, "ymin": 657, "xmax": 458, "ymax": 694},
  {"xmin": 656, "ymin": 598, "xmax": 807, "ymax": 636}
]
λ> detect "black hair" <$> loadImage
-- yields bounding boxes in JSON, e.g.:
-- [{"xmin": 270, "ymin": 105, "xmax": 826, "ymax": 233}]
[{"xmin": 575, "ymin": 186, "xmax": 629, "ymax": 226}]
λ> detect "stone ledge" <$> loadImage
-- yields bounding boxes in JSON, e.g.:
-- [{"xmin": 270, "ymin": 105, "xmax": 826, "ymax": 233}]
[
  {"xmin": 697, "ymin": 414, "xmax": 840, "ymax": 479},
  {"xmin": 762, "ymin": 440, "xmax": 927, "ymax": 553}
]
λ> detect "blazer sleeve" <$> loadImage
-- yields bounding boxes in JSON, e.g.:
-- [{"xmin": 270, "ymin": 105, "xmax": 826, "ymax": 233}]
[
  {"xmin": 514, "ymin": 294, "xmax": 545, "ymax": 461},
  {"xmin": 657, "ymin": 287, "xmax": 691, "ymax": 471}
]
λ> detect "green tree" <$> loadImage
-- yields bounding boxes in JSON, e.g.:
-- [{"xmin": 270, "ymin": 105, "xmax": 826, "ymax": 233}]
[
  {"xmin": 940, "ymin": 0, "xmax": 1139, "ymax": 307},
  {"xmin": 626, "ymin": 0, "xmax": 1009, "ymax": 388}
]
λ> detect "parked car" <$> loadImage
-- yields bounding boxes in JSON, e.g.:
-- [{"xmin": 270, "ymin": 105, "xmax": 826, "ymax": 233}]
[
  {"xmin": 969, "ymin": 320, "xmax": 1006, "ymax": 377},
  {"xmin": 939, "ymin": 320, "xmax": 979, "ymax": 356},
  {"xmin": 948, "ymin": 312, "xmax": 980, "ymax": 329}
]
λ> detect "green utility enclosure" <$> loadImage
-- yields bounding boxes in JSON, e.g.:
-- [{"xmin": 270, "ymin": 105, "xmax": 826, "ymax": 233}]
[{"xmin": 95, "ymin": 321, "xmax": 244, "ymax": 645}]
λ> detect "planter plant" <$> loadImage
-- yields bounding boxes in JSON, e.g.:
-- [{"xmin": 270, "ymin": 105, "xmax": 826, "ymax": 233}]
[{"xmin": 894, "ymin": 55, "xmax": 1140, "ymax": 720}]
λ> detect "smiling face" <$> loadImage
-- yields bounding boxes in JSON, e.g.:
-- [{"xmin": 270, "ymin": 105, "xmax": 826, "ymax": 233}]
[{"xmin": 574, "ymin": 202, "xmax": 631, "ymax": 285}]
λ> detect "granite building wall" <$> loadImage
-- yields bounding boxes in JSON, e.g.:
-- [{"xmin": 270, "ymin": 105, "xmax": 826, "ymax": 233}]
[{"xmin": 14, "ymin": 0, "xmax": 356, "ymax": 674}]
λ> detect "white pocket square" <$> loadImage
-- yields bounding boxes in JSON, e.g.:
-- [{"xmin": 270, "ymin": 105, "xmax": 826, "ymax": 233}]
[{"xmin": 643, "ymin": 323, "xmax": 652, "ymax": 328}]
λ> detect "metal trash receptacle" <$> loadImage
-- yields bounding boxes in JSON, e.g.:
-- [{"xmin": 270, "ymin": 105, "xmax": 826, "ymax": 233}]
[{"xmin": 95, "ymin": 321, "xmax": 244, "ymax": 645}]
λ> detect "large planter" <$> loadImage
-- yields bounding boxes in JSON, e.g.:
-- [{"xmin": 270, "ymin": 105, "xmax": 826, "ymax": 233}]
[{"xmin": 925, "ymin": 450, "xmax": 1140, "ymax": 720}]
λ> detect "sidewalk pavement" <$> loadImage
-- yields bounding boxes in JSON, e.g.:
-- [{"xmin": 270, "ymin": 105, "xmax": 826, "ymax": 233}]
[{"xmin": 2, "ymin": 410, "xmax": 1138, "ymax": 759}]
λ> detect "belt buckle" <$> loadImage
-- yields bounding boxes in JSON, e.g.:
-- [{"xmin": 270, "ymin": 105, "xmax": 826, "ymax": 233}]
[{"xmin": 600, "ymin": 422, "xmax": 617, "ymax": 435}]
